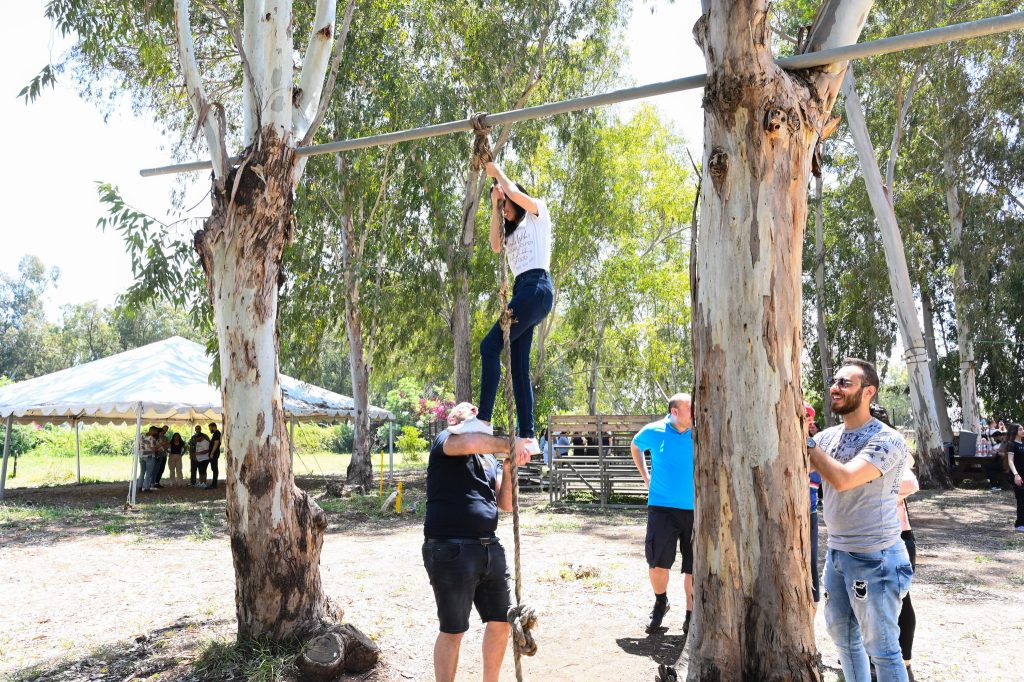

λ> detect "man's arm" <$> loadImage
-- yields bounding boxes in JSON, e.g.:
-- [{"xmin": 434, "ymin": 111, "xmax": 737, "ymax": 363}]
[
  {"xmin": 630, "ymin": 441, "xmax": 650, "ymax": 487},
  {"xmin": 443, "ymin": 433, "xmax": 519, "ymax": 459},
  {"xmin": 495, "ymin": 459, "xmax": 513, "ymax": 512},
  {"xmin": 809, "ymin": 444, "xmax": 882, "ymax": 492}
]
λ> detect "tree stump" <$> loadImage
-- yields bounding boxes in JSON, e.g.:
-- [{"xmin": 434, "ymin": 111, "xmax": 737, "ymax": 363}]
[
  {"xmin": 296, "ymin": 632, "xmax": 345, "ymax": 682},
  {"xmin": 339, "ymin": 623, "xmax": 379, "ymax": 673}
]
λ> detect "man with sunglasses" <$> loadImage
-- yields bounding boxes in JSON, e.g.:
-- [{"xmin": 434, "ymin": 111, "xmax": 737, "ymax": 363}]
[{"xmin": 808, "ymin": 358, "xmax": 914, "ymax": 682}]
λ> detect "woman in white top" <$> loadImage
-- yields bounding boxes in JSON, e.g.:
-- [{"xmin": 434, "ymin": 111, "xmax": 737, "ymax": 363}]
[{"xmin": 472, "ymin": 162, "xmax": 554, "ymax": 455}]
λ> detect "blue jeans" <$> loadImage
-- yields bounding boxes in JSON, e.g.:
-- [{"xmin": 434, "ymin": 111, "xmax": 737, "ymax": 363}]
[
  {"xmin": 478, "ymin": 269, "xmax": 553, "ymax": 438},
  {"xmin": 823, "ymin": 542, "xmax": 913, "ymax": 682},
  {"xmin": 137, "ymin": 456, "xmax": 157, "ymax": 491}
]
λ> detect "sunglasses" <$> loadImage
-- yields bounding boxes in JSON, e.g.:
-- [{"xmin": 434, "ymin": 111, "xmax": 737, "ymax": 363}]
[{"xmin": 828, "ymin": 377, "xmax": 865, "ymax": 389}]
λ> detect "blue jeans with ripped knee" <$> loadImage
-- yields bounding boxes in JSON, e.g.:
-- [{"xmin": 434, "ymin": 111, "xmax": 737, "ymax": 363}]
[{"xmin": 823, "ymin": 542, "xmax": 913, "ymax": 682}]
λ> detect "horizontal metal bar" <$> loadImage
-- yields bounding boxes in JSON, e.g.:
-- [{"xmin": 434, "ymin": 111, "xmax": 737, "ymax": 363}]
[{"xmin": 140, "ymin": 11, "xmax": 1024, "ymax": 178}]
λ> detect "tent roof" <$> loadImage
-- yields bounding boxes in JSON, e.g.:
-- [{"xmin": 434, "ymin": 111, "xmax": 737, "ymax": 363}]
[{"xmin": 0, "ymin": 336, "xmax": 394, "ymax": 424}]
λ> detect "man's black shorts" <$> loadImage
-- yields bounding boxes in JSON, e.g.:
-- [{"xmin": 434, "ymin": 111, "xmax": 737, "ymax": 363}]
[
  {"xmin": 422, "ymin": 538, "xmax": 512, "ymax": 634},
  {"xmin": 645, "ymin": 506, "xmax": 694, "ymax": 573}
]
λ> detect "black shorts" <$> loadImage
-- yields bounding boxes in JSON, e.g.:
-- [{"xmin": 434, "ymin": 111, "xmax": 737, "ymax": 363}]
[
  {"xmin": 645, "ymin": 506, "xmax": 694, "ymax": 574},
  {"xmin": 422, "ymin": 538, "xmax": 512, "ymax": 634}
]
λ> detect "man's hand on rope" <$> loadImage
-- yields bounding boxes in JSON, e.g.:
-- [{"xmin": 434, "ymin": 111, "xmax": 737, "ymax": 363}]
[
  {"xmin": 512, "ymin": 438, "xmax": 534, "ymax": 466},
  {"xmin": 484, "ymin": 161, "xmax": 501, "ymax": 179}
]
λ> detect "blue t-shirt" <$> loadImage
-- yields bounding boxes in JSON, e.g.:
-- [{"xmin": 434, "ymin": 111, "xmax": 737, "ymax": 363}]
[
  {"xmin": 809, "ymin": 471, "xmax": 821, "ymax": 508},
  {"xmin": 632, "ymin": 417, "xmax": 694, "ymax": 510},
  {"xmin": 423, "ymin": 430, "xmax": 501, "ymax": 539}
]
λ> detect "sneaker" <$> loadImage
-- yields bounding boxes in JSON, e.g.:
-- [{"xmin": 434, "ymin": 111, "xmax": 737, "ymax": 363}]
[
  {"xmin": 1015, "ymin": 526, "xmax": 1024, "ymax": 533},
  {"xmin": 906, "ymin": 664, "xmax": 916, "ymax": 682},
  {"xmin": 448, "ymin": 417, "xmax": 493, "ymax": 435},
  {"xmin": 991, "ymin": 486, "xmax": 1002, "ymax": 492},
  {"xmin": 154, "ymin": 484, "xmax": 164, "ymax": 489},
  {"xmin": 516, "ymin": 437, "xmax": 542, "ymax": 456},
  {"xmin": 646, "ymin": 599, "xmax": 669, "ymax": 633}
]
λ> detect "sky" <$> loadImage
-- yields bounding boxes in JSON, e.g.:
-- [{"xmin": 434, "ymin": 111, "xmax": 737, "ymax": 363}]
[{"xmin": 0, "ymin": 0, "xmax": 705, "ymax": 318}]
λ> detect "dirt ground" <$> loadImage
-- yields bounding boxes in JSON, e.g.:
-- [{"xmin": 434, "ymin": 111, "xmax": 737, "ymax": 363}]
[{"xmin": 1, "ymin": 476, "xmax": 1022, "ymax": 681}]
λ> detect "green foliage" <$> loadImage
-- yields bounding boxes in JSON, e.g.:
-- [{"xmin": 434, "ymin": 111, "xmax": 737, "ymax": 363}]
[
  {"xmin": 396, "ymin": 426, "xmax": 428, "ymax": 464},
  {"xmin": 193, "ymin": 637, "xmax": 300, "ymax": 682},
  {"xmin": 6, "ymin": 425, "xmax": 39, "ymax": 457},
  {"xmin": 80, "ymin": 425, "xmax": 136, "ymax": 457}
]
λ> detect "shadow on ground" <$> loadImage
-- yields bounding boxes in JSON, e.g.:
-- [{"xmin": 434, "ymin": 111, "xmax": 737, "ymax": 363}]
[{"xmin": 616, "ymin": 633, "xmax": 688, "ymax": 667}]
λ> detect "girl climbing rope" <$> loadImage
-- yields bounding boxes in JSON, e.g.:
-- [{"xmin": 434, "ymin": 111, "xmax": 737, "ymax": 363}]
[{"xmin": 469, "ymin": 161, "xmax": 553, "ymax": 457}]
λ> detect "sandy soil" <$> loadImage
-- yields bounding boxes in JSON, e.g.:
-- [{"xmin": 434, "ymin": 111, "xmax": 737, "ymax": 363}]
[{"xmin": 0, "ymin": 477, "xmax": 1021, "ymax": 681}]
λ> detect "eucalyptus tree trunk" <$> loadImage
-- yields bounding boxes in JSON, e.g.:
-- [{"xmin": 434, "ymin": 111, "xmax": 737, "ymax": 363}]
[
  {"xmin": 813, "ymin": 175, "xmax": 836, "ymax": 427},
  {"xmin": 942, "ymin": 147, "xmax": 980, "ymax": 433},
  {"xmin": 339, "ymin": 199, "xmax": 373, "ymax": 491},
  {"xmin": 842, "ymin": 70, "xmax": 952, "ymax": 487},
  {"xmin": 177, "ymin": 0, "xmax": 376, "ymax": 654},
  {"xmin": 587, "ymin": 317, "xmax": 606, "ymax": 415},
  {"xmin": 922, "ymin": 287, "xmax": 955, "ymax": 444},
  {"xmin": 688, "ymin": 2, "xmax": 871, "ymax": 678}
]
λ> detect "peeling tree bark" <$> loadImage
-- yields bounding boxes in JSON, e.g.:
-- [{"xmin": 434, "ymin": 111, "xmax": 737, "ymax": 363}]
[
  {"xmin": 842, "ymin": 70, "xmax": 951, "ymax": 487},
  {"xmin": 688, "ymin": 2, "xmax": 871, "ymax": 679},
  {"xmin": 941, "ymin": 146, "xmax": 980, "ymax": 433}
]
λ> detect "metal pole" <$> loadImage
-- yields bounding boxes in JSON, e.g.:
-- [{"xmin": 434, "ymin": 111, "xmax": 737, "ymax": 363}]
[
  {"xmin": 0, "ymin": 415, "xmax": 12, "ymax": 500},
  {"xmin": 130, "ymin": 404, "xmax": 142, "ymax": 506},
  {"xmin": 289, "ymin": 419, "xmax": 295, "ymax": 470},
  {"xmin": 140, "ymin": 12, "xmax": 1024, "ymax": 178},
  {"xmin": 74, "ymin": 418, "xmax": 81, "ymax": 484},
  {"xmin": 388, "ymin": 420, "xmax": 394, "ymax": 478}
]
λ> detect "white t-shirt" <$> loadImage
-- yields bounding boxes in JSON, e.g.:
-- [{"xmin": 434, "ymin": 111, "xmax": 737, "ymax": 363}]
[{"xmin": 504, "ymin": 197, "xmax": 552, "ymax": 278}]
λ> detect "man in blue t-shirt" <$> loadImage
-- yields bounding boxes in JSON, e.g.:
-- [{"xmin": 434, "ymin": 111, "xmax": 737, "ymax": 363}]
[
  {"xmin": 423, "ymin": 402, "xmax": 532, "ymax": 682},
  {"xmin": 630, "ymin": 392, "xmax": 694, "ymax": 635}
]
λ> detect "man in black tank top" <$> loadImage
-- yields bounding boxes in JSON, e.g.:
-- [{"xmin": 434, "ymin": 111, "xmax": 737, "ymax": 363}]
[{"xmin": 423, "ymin": 402, "xmax": 531, "ymax": 682}]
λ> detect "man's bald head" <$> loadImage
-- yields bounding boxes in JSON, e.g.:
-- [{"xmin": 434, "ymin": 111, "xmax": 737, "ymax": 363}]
[
  {"xmin": 668, "ymin": 393, "xmax": 692, "ymax": 432},
  {"xmin": 447, "ymin": 402, "xmax": 478, "ymax": 426}
]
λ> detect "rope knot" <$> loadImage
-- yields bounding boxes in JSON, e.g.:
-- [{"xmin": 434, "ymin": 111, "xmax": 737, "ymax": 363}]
[
  {"xmin": 469, "ymin": 112, "xmax": 493, "ymax": 172},
  {"xmin": 508, "ymin": 603, "xmax": 538, "ymax": 657}
]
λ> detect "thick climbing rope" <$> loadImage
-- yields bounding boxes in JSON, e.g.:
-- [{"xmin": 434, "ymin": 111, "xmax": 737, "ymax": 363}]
[{"xmin": 470, "ymin": 114, "xmax": 537, "ymax": 681}]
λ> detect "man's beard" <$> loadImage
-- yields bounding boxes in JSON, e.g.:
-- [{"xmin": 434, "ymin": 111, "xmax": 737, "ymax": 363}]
[{"xmin": 832, "ymin": 387, "xmax": 866, "ymax": 416}]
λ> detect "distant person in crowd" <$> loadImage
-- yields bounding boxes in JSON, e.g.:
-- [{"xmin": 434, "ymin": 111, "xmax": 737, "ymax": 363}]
[
  {"xmin": 207, "ymin": 422, "xmax": 222, "ymax": 490},
  {"xmin": 189, "ymin": 425, "xmax": 211, "ymax": 488},
  {"xmin": 571, "ymin": 435, "xmax": 586, "ymax": 456},
  {"xmin": 422, "ymin": 401, "xmax": 532, "ymax": 682},
  {"xmin": 809, "ymin": 359, "xmax": 912, "ymax": 682},
  {"xmin": 631, "ymin": 393, "xmax": 695, "ymax": 637},
  {"xmin": 1003, "ymin": 423, "xmax": 1024, "ymax": 532},
  {"xmin": 137, "ymin": 425, "xmax": 160, "ymax": 493},
  {"xmin": 152, "ymin": 425, "xmax": 170, "ymax": 489},
  {"xmin": 554, "ymin": 432, "xmax": 570, "ymax": 459},
  {"xmin": 805, "ymin": 404, "xmax": 822, "ymax": 612},
  {"xmin": 872, "ymin": 404, "xmax": 921, "ymax": 682},
  {"xmin": 167, "ymin": 432, "xmax": 186, "ymax": 486}
]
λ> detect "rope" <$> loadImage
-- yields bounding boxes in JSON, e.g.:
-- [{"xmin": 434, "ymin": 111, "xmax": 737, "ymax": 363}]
[{"xmin": 476, "ymin": 117, "xmax": 537, "ymax": 680}]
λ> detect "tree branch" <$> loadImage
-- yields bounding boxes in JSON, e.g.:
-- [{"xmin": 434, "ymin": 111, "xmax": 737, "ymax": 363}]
[
  {"xmin": 174, "ymin": 0, "xmax": 228, "ymax": 186},
  {"xmin": 300, "ymin": 0, "xmax": 357, "ymax": 147},
  {"xmin": 293, "ymin": 0, "xmax": 340, "ymax": 142},
  {"xmin": 242, "ymin": 0, "xmax": 267, "ymax": 147}
]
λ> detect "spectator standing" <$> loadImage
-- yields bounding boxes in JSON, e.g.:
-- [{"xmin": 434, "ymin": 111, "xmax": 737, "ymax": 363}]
[
  {"xmin": 1003, "ymin": 423, "xmax": 1024, "ymax": 532},
  {"xmin": 630, "ymin": 393, "xmax": 695, "ymax": 636},
  {"xmin": 808, "ymin": 358, "xmax": 912, "ymax": 682},
  {"xmin": 152, "ymin": 425, "xmax": 170, "ymax": 489},
  {"xmin": 207, "ymin": 422, "xmax": 223, "ymax": 489},
  {"xmin": 168, "ymin": 432, "xmax": 186, "ymax": 486},
  {"xmin": 137, "ymin": 426, "xmax": 160, "ymax": 493},
  {"xmin": 189, "ymin": 425, "xmax": 211, "ymax": 488}
]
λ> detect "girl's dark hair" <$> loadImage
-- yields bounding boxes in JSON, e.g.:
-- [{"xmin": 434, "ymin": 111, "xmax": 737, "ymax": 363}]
[
  {"xmin": 171, "ymin": 432, "xmax": 183, "ymax": 444},
  {"xmin": 869, "ymin": 403, "xmax": 893, "ymax": 427},
  {"xmin": 1004, "ymin": 423, "xmax": 1023, "ymax": 451},
  {"xmin": 502, "ymin": 183, "xmax": 532, "ymax": 239}
]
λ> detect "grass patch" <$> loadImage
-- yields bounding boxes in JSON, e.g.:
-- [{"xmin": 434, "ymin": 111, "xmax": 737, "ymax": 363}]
[
  {"xmin": 193, "ymin": 637, "xmax": 300, "ymax": 682},
  {"xmin": 102, "ymin": 517, "xmax": 129, "ymax": 534},
  {"xmin": 1004, "ymin": 537, "xmax": 1024, "ymax": 551},
  {"xmin": 0, "ymin": 504, "xmax": 87, "ymax": 525},
  {"xmin": 974, "ymin": 555, "xmax": 994, "ymax": 563},
  {"xmin": 1008, "ymin": 574, "xmax": 1024, "ymax": 587},
  {"xmin": 189, "ymin": 513, "xmax": 217, "ymax": 542}
]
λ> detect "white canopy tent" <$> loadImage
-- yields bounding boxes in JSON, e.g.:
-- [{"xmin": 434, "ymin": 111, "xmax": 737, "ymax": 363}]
[{"xmin": 0, "ymin": 336, "xmax": 395, "ymax": 502}]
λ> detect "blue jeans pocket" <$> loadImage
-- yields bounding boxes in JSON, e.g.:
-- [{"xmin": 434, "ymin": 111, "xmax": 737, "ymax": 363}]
[
  {"xmin": 424, "ymin": 542, "xmax": 462, "ymax": 564},
  {"xmin": 896, "ymin": 561, "xmax": 913, "ymax": 598}
]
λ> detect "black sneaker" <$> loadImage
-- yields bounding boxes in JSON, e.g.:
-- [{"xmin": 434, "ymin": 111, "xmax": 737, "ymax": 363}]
[
  {"xmin": 906, "ymin": 664, "xmax": 915, "ymax": 682},
  {"xmin": 682, "ymin": 611, "xmax": 692, "ymax": 636},
  {"xmin": 646, "ymin": 599, "xmax": 669, "ymax": 633},
  {"xmin": 153, "ymin": 484, "xmax": 164, "ymax": 489}
]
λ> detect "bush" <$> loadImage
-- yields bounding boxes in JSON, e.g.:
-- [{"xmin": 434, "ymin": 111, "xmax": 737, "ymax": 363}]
[
  {"xmin": 396, "ymin": 425, "xmax": 428, "ymax": 464},
  {"xmin": 324, "ymin": 423, "xmax": 354, "ymax": 453},
  {"xmin": 80, "ymin": 425, "xmax": 135, "ymax": 457},
  {"xmin": 7, "ymin": 425, "xmax": 39, "ymax": 456},
  {"xmin": 31, "ymin": 425, "xmax": 75, "ymax": 456}
]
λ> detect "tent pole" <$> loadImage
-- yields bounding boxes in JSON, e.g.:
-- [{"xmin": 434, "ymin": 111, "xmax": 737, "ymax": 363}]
[
  {"xmin": 388, "ymin": 420, "xmax": 394, "ymax": 480},
  {"xmin": 289, "ymin": 419, "xmax": 295, "ymax": 470},
  {"xmin": 74, "ymin": 418, "xmax": 81, "ymax": 484},
  {"xmin": 130, "ymin": 404, "xmax": 142, "ymax": 506},
  {"xmin": 0, "ymin": 415, "xmax": 12, "ymax": 500}
]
